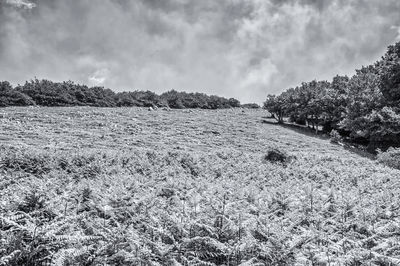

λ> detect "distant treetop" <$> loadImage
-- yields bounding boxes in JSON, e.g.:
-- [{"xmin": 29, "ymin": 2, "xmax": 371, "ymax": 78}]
[{"xmin": 0, "ymin": 79, "xmax": 241, "ymax": 109}]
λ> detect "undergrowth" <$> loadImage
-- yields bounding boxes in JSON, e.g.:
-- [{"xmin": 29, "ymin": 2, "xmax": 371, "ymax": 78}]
[
  {"xmin": 377, "ymin": 147, "xmax": 400, "ymax": 170},
  {"xmin": 1, "ymin": 146, "xmax": 400, "ymax": 265}
]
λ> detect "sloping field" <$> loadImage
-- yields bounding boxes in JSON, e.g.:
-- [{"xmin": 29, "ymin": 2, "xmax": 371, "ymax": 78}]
[
  {"xmin": 1, "ymin": 107, "xmax": 399, "ymax": 265},
  {"xmin": 0, "ymin": 107, "xmax": 343, "ymax": 154}
]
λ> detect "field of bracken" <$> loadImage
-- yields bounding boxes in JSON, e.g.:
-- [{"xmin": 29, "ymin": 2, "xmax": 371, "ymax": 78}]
[{"xmin": 1, "ymin": 107, "xmax": 400, "ymax": 265}]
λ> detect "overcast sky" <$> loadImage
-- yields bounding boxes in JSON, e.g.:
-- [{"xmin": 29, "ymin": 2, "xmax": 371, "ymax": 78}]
[{"xmin": 1, "ymin": 0, "xmax": 400, "ymax": 103}]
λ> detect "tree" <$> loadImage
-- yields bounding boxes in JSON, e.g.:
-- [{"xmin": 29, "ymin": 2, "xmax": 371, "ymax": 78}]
[
  {"xmin": 241, "ymin": 103, "xmax": 260, "ymax": 109},
  {"xmin": 0, "ymin": 81, "xmax": 35, "ymax": 107},
  {"xmin": 161, "ymin": 90, "xmax": 185, "ymax": 109},
  {"xmin": 263, "ymin": 95, "xmax": 285, "ymax": 123},
  {"xmin": 228, "ymin": 98, "xmax": 241, "ymax": 108},
  {"xmin": 263, "ymin": 41, "xmax": 400, "ymax": 149},
  {"xmin": 366, "ymin": 107, "xmax": 400, "ymax": 150},
  {"xmin": 339, "ymin": 65, "xmax": 384, "ymax": 141},
  {"xmin": 316, "ymin": 76, "xmax": 348, "ymax": 132},
  {"xmin": 379, "ymin": 42, "xmax": 400, "ymax": 107}
]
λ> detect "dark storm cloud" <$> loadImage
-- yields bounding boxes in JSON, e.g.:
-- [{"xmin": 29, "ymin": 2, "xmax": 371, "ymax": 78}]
[{"xmin": 0, "ymin": 0, "xmax": 399, "ymax": 103}]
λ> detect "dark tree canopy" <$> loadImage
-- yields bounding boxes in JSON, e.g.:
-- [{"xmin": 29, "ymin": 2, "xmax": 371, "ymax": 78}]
[
  {"xmin": 379, "ymin": 42, "xmax": 400, "ymax": 106},
  {"xmin": 263, "ymin": 41, "xmax": 400, "ymax": 151},
  {"xmin": 241, "ymin": 103, "xmax": 261, "ymax": 109},
  {"xmin": 0, "ymin": 79, "xmax": 241, "ymax": 110},
  {"xmin": 0, "ymin": 81, "xmax": 35, "ymax": 107}
]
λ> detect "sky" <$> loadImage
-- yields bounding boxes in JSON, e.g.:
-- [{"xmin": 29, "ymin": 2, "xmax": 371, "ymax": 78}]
[{"xmin": 0, "ymin": 0, "xmax": 400, "ymax": 103}]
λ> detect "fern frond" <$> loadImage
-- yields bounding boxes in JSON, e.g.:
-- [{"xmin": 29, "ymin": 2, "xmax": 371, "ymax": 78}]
[
  {"xmin": 51, "ymin": 247, "xmax": 88, "ymax": 266},
  {"xmin": 0, "ymin": 250, "xmax": 21, "ymax": 266}
]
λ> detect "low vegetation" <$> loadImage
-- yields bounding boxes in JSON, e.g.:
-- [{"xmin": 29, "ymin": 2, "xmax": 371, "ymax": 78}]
[
  {"xmin": 263, "ymin": 149, "xmax": 294, "ymax": 166},
  {"xmin": 377, "ymin": 147, "xmax": 400, "ymax": 170},
  {"xmin": 1, "ymin": 107, "xmax": 400, "ymax": 265}
]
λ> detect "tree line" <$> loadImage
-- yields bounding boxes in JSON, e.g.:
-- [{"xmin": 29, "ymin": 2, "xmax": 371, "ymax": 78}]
[
  {"xmin": 0, "ymin": 79, "xmax": 241, "ymax": 109},
  {"xmin": 264, "ymin": 42, "xmax": 400, "ymax": 151}
]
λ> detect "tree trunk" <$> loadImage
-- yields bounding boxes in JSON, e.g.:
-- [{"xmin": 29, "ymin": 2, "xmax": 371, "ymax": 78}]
[{"xmin": 278, "ymin": 112, "xmax": 284, "ymax": 124}]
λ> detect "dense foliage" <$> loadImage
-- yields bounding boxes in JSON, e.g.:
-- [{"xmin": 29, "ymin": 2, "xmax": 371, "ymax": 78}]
[
  {"xmin": 264, "ymin": 42, "xmax": 400, "ymax": 151},
  {"xmin": 241, "ymin": 103, "xmax": 261, "ymax": 109},
  {"xmin": 0, "ymin": 79, "xmax": 240, "ymax": 109},
  {"xmin": 377, "ymin": 147, "xmax": 400, "ymax": 170},
  {"xmin": 0, "ymin": 81, "xmax": 35, "ymax": 107},
  {"xmin": 160, "ymin": 90, "xmax": 240, "ymax": 109}
]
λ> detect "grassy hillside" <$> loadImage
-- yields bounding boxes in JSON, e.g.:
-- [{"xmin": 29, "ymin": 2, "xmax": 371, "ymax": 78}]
[{"xmin": 1, "ymin": 107, "xmax": 400, "ymax": 265}]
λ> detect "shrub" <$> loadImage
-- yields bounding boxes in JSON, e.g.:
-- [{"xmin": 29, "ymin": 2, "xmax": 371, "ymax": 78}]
[
  {"xmin": 377, "ymin": 147, "xmax": 400, "ymax": 170},
  {"xmin": 264, "ymin": 149, "xmax": 294, "ymax": 165},
  {"xmin": 330, "ymin": 129, "xmax": 343, "ymax": 144}
]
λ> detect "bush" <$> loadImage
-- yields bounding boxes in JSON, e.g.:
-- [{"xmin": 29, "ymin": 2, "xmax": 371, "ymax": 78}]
[
  {"xmin": 330, "ymin": 129, "xmax": 343, "ymax": 144},
  {"xmin": 264, "ymin": 149, "xmax": 294, "ymax": 165},
  {"xmin": 377, "ymin": 147, "xmax": 400, "ymax": 170}
]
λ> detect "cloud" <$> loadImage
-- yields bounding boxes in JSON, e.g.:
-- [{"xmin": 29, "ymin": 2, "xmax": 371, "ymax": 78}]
[
  {"xmin": 5, "ymin": 0, "xmax": 36, "ymax": 9},
  {"xmin": 392, "ymin": 25, "xmax": 400, "ymax": 41},
  {"xmin": 89, "ymin": 68, "xmax": 110, "ymax": 86},
  {"xmin": 0, "ymin": 0, "xmax": 399, "ymax": 103}
]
